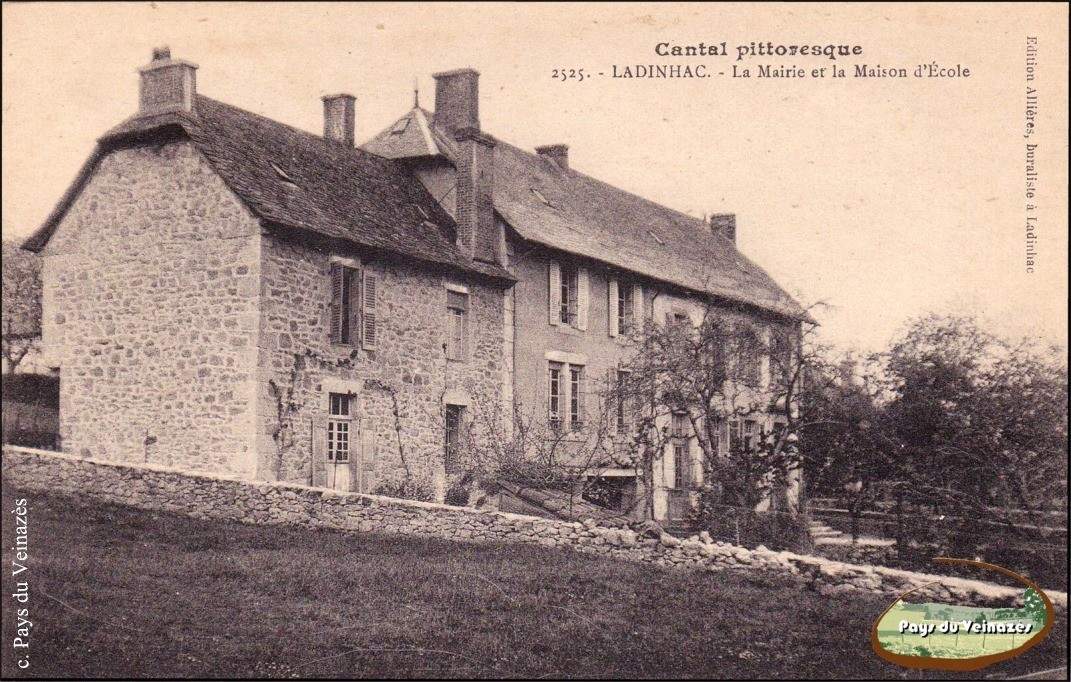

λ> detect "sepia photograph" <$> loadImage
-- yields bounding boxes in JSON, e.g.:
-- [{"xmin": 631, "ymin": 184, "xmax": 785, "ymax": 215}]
[{"xmin": 2, "ymin": 2, "xmax": 1068, "ymax": 679}]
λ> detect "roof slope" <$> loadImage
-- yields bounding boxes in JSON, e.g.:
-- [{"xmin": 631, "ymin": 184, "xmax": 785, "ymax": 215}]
[
  {"xmin": 25, "ymin": 97, "xmax": 512, "ymax": 282},
  {"xmin": 364, "ymin": 108, "xmax": 809, "ymax": 320}
]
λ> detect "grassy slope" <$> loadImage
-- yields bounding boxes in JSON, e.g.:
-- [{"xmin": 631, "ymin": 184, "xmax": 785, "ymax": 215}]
[{"xmin": 0, "ymin": 484, "xmax": 1066, "ymax": 679}]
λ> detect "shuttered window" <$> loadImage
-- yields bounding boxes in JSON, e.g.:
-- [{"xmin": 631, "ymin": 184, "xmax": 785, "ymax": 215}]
[{"xmin": 330, "ymin": 263, "xmax": 359, "ymax": 345}]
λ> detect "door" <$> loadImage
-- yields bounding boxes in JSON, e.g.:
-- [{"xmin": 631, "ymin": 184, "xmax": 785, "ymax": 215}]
[{"xmin": 325, "ymin": 392, "xmax": 353, "ymax": 491}]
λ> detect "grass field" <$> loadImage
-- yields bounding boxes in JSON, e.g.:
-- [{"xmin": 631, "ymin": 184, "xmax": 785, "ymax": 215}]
[{"xmin": 1, "ymin": 484, "xmax": 1066, "ymax": 679}]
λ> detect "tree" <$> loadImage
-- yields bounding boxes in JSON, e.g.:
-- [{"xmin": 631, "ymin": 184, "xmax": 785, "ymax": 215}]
[
  {"xmin": 613, "ymin": 301, "xmax": 817, "ymax": 520},
  {"xmin": 1, "ymin": 240, "xmax": 42, "ymax": 374},
  {"xmin": 884, "ymin": 314, "xmax": 1068, "ymax": 547}
]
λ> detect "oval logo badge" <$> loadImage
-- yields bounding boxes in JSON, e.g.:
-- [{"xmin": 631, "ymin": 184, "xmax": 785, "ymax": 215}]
[{"xmin": 872, "ymin": 558, "xmax": 1055, "ymax": 672}]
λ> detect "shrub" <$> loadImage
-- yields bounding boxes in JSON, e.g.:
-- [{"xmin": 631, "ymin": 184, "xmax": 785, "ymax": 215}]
[
  {"xmin": 372, "ymin": 476, "xmax": 435, "ymax": 503},
  {"xmin": 690, "ymin": 486, "xmax": 812, "ymax": 552}
]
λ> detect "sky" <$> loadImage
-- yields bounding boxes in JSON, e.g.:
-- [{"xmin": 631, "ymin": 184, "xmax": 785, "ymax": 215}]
[{"xmin": 3, "ymin": 2, "xmax": 1067, "ymax": 353}]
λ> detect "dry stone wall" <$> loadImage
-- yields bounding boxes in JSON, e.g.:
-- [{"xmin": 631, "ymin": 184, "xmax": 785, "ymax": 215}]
[{"xmin": 4, "ymin": 446, "xmax": 1065, "ymax": 611}]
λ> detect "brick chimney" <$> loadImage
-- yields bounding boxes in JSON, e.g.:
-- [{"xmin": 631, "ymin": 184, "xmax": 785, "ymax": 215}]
[
  {"xmin": 432, "ymin": 68, "xmax": 480, "ymax": 133},
  {"xmin": 322, "ymin": 94, "xmax": 356, "ymax": 146},
  {"xmin": 710, "ymin": 213, "xmax": 736, "ymax": 243},
  {"xmin": 536, "ymin": 144, "xmax": 569, "ymax": 170},
  {"xmin": 454, "ymin": 127, "xmax": 499, "ymax": 263},
  {"xmin": 138, "ymin": 47, "xmax": 197, "ymax": 115}
]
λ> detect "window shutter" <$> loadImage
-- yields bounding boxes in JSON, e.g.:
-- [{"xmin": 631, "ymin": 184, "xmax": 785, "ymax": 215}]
[
  {"xmin": 347, "ymin": 267, "xmax": 361, "ymax": 346},
  {"xmin": 548, "ymin": 261, "xmax": 561, "ymax": 325},
  {"xmin": 329, "ymin": 263, "xmax": 344, "ymax": 344},
  {"xmin": 348, "ymin": 418, "xmax": 362, "ymax": 492},
  {"xmin": 607, "ymin": 278, "xmax": 619, "ymax": 337},
  {"xmin": 360, "ymin": 423, "xmax": 376, "ymax": 493},
  {"xmin": 607, "ymin": 368, "xmax": 618, "ymax": 434},
  {"xmin": 361, "ymin": 269, "xmax": 378, "ymax": 350},
  {"xmin": 576, "ymin": 267, "xmax": 589, "ymax": 330},
  {"xmin": 633, "ymin": 284, "xmax": 644, "ymax": 330},
  {"xmin": 311, "ymin": 415, "xmax": 328, "ymax": 487}
]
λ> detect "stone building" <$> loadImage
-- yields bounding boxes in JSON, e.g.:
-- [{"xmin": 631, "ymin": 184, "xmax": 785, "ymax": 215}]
[{"xmin": 26, "ymin": 50, "xmax": 809, "ymax": 518}]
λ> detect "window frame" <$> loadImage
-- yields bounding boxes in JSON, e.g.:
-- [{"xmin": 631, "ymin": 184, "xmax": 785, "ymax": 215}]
[
  {"xmin": 327, "ymin": 392, "xmax": 353, "ymax": 463},
  {"xmin": 617, "ymin": 282, "xmax": 635, "ymax": 334},
  {"xmin": 445, "ymin": 289, "xmax": 470, "ymax": 361},
  {"xmin": 444, "ymin": 403, "xmax": 465, "ymax": 475},
  {"xmin": 559, "ymin": 264, "xmax": 579, "ymax": 325},
  {"xmin": 569, "ymin": 365, "xmax": 585, "ymax": 428},
  {"xmin": 548, "ymin": 362, "xmax": 564, "ymax": 426}
]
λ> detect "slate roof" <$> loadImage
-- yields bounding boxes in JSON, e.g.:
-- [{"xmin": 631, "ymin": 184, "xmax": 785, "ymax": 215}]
[
  {"xmin": 24, "ymin": 96, "xmax": 513, "ymax": 282},
  {"xmin": 364, "ymin": 108, "xmax": 810, "ymax": 321}
]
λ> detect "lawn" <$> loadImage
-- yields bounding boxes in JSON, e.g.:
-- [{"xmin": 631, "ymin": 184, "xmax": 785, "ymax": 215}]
[{"xmin": 1, "ymin": 484, "xmax": 1066, "ymax": 679}]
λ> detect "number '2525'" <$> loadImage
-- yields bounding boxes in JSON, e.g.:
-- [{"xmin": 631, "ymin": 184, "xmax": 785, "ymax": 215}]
[{"xmin": 552, "ymin": 69, "xmax": 586, "ymax": 82}]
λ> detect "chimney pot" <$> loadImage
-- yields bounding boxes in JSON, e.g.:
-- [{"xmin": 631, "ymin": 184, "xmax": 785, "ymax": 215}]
[
  {"xmin": 710, "ymin": 213, "xmax": 736, "ymax": 244},
  {"xmin": 432, "ymin": 68, "xmax": 480, "ymax": 134},
  {"xmin": 138, "ymin": 48, "xmax": 198, "ymax": 116},
  {"xmin": 321, "ymin": 94, "xmax": 356, "ymax": 146},
  {"xmin": 535, "ymin": 144, "xmax": 569, "ymax": 170}
]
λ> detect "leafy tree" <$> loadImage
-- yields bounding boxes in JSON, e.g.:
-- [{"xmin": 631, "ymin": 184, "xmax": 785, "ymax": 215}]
[{"xmin": 1, "ymin": 239, "xmax": 42, "ymax": 374}]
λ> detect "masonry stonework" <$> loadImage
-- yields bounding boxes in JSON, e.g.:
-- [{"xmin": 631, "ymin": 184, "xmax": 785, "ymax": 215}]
[
  {"xmin": 6, "ymin": 447, "xmax": 1063, "ymax": 611},
  {"xmin": 254, "ymin": 235, "xmax": 506, "ymax": 498},
  {"xmin": 40, "ymin": 142, "xmax": 262, "ymax": 475}
]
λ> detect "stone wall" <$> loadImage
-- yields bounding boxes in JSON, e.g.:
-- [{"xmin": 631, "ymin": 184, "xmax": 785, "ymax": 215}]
[
  {"xmin": 40, "ymin": 142, "xmax": 263, "ymax": 476},
  {"xmin": 254, "ymin": 236, "xmax": 507, "ymax": 499},
  {"xmin": 5, "ymin": 446, "xmax": 1064, "ymax": 610}
]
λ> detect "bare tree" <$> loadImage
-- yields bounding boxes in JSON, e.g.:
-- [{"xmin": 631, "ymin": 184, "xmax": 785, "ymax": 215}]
[{"xmin": 2, "ymin": 240, "xmax": 42, "ymax": 375}]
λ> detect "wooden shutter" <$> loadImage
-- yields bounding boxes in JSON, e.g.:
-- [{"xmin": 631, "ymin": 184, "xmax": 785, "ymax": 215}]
[
  {"xmin": 329, "ymin": 263, "xmax": 344, "ymax": 344},
  {"xmin": 576, "ymin": 267, "xmax": 589, "ymax": 330},
  {"xmin": 607, "ymin": 278, "xmax": 619, "ymax": 337},
  {"xmin": 347, "ymin": 267, "xmax": 361, "ymax": 346},
  {"xmin": 311, "ymin": 415, "xmax": 328, "ymax": 487},
  {"xmin": 348, "ymin": 417, "xmax": 362, "ymax": 492},
  {"xmin": 361, "ymin": 269, "xmax": 378, "ymax": 350},
  {"xmin": 548, "ymin": 260, "xmax": 561, "ymax": 325},
  {"xmin": 633, "ymin": 284, "xmax": 644, "ymax": 330},
  {"xmin": 360, "ymin": 423, "xmax": 376, "ymax": 493},
  {"xmin": 607, "ymin": 368, "xmax": 618, "ymax": 434}
]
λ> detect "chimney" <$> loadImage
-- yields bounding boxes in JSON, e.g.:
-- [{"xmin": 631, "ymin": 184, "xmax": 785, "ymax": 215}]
[
  {"xmin": 138, "ymin": 47, "xmax": 198, "ymax": 115},
  {"xmin": 535, "ymin": 144, "xmax": 569, "ymax": 170},
  {"xmin": 710, "ymin": 213, "xmax": 736, "ymax": 243},
  {"xmin": 322, "ymin": 94, "xmax": 356, "ymax": 146},
  {"xmin": 454, "ymin": 127, "xmax": 499, "ymax": 264},
  {"xmin": 432, "ymin": 68, "xmax": 479, "ymax": 133}
]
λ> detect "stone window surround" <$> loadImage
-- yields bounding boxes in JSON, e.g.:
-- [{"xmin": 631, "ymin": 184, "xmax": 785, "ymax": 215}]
[
  {"xmin": 545, "ymin": 351, "xmax": 587, "ymax": 430},
  {"xmin": 443, "ymin": 281, "xmax": 471, "ymax": 362}
]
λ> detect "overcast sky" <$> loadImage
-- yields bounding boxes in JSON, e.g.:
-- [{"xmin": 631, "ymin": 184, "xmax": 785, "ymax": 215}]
[{"xmin": 3, "ymin": 3, "xmax": 1067, "ymax": 353}]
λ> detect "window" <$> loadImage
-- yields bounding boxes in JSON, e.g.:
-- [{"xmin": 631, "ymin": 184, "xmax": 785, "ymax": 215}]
[
  {"xmin": 615, "ymin": 369, "xmax": 632, "ymax": 431},
  {"xmin": 327, "ymin": 393, "xmax": 352, "ymax": 463},
  {"xmin": 560, "ymin": 265, "xmax": 578, "ymax": 324},
  {"xmin": 548, "ymin": 362, "xmax": 563, "ymax": 426},
  {"xmin": 446, "ymin": 290, "xmax": 469, "ymax": 361},
  {"xmin": 330, "ymin": 262, "xmax": 377, "ymax": 349},
  {"xmin": 709, "ymin": 416, "xmax": 722, "ymax": 456},
  {"xmin": 445, "ymin": 404, "xmax": 464, "ymax": 474},
  {"xmin": 569, "ymin": 366, "xmax": 585, "ymax": 427},
  {"xmin": 744, "ymin": 419, "xmax": 758, "ymax": 452},
  {"xmin": 671, "ymin": 413, "xmax": 692, "ymax": 488},
  {"xmin": 617, "ymin": 283, "xmax": 635, "ymax": 334},
  {"xmin": 728, "ymin": 418, "xmax": 741, "ymax": 453},
  {"xmin": 770, "ymin": 327, "xmax": 794, "ymax": 387}
]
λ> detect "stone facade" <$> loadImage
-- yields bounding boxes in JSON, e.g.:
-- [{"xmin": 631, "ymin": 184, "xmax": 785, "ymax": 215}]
[
  {"xmin": 6, "ymin": 446, "xmax": 1064, "ymax": 611},
  {"xmin": 40, "ymin": 142, "xmax": 263, "ymax": 475},
  {"xmin": 253, "ymin": 234, "xmax": 506, "ymax": 498},
  {"xmin": 38, "ymin": 140, "xmax": 507, "ymax": 499}
]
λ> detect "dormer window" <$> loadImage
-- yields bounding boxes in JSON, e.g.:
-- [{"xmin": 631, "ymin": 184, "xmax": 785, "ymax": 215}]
[
  {"xmin": 390, "ymin": 117, "xmax": 410, "ymax": 135},
  {"xmin": 271, "ymin": 162, "xmax": 297, "ymax": 185}
]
